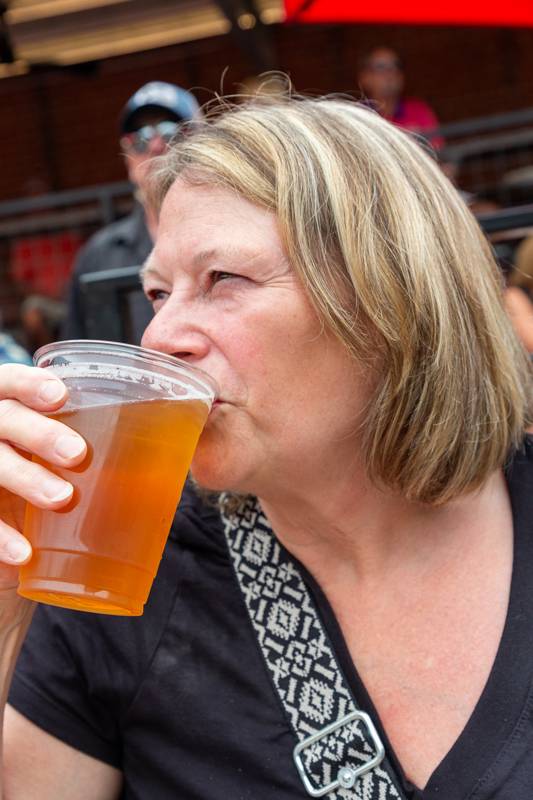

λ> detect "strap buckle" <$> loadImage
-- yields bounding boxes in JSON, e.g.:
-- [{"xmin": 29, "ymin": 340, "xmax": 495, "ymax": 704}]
[{"xmin": 293, "ymin": 710, "xmax": 385, "ymax": 798}]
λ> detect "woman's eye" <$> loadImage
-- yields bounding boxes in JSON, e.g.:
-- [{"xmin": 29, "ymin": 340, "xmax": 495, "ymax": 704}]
[
  {"xmin": 145, "ymin": 289, "xmax": 168, "ymax": 304},
  {"xmin": 209, "ymin": 270, "xmax": 236, "ymax": 285}
]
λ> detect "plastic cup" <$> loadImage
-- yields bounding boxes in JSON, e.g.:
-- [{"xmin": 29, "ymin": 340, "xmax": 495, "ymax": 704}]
[{"xmin": 17, "ymin": 340, "xmax": 217, "ymax": 616}]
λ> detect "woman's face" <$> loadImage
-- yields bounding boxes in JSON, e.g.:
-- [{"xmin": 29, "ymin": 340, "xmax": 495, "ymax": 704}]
[{"xmin": 141, "ymin": 179, "xmax": 371, "ymax": 499}]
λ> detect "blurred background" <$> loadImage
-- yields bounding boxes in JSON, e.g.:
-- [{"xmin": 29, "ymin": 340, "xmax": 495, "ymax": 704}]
[{"xmin": 2, "ymin": 0, "xmax": 533, "ymax": 355}]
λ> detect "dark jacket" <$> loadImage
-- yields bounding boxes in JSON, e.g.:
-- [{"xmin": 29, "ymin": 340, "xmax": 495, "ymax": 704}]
[{"xmin": 62, "ymin": 202, "xmax": 153, "ymax": 341}]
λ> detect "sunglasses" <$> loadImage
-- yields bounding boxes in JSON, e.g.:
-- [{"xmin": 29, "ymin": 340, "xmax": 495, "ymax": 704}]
[{"xmin": 121, "ymin": 120, "xmax": 182, "ymax": 154}]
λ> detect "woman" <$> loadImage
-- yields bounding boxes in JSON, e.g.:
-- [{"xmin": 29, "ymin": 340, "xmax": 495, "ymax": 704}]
[{"xmin": 0, "ymin": 97, "xmax": 531, "ymax": 800}]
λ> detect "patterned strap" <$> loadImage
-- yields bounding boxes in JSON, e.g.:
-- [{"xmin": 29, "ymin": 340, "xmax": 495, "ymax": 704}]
[{"xmin": 221, "ymin": 495, "xmax": 405, "ymax": 800}]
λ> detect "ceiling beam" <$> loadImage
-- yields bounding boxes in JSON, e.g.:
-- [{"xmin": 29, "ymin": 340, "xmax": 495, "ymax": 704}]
[
  {"xmin": 213, "ymin": 0, "xmax": 277, "ymax": 72},
  {"xmin": 0, "ymin": 2, "xmax": 15, "ymax": 62}
]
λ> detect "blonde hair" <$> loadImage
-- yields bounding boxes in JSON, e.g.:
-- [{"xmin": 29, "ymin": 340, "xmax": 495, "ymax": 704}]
[{"xmin": 150, "ymin": 96, "xmax": 533, "ymax": 505}]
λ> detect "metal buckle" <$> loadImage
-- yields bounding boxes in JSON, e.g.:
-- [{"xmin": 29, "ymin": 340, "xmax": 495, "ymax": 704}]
[{"xmin": 293, "ymin": 710, "xmax": 385, "ymax": 798}]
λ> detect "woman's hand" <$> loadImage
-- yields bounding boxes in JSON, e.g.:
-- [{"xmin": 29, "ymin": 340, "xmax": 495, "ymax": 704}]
[{"xmin": 0, "ymin": 364, "xmax": 87, "ymax": 590}]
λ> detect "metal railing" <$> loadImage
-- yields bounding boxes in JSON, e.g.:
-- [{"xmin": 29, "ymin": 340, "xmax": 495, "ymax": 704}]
[
  {"xmin": 432, "ymin": 108, "xmax": 533, "ymax": 205},
  {"xmin": 0, "ymin": 180, "xmax": 134, "ymax": 238},
  {"xmin": 0, "ymin": 180, "xmax": 137, "ymax": 330}
]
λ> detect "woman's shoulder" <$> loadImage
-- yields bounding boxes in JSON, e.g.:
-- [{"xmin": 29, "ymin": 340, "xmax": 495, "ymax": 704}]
[
  {"xmin": 504, "ymin": 285, "xmax": 533, "ymax": 313},
  {"xmin": 503, "ymin": 287, "xmax": 533, "ymax": 352}
]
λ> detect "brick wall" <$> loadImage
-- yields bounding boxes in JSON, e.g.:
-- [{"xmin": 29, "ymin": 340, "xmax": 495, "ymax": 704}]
[{"xmin": 1, "ymin": 22, "xmax": 533, "ymax": 201}]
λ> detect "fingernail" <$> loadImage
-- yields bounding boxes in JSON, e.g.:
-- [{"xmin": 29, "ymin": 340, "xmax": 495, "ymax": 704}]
[
  {"xmin": 54, "ymin": 434, "xmax": 85, "ymax": 460},
  {"xmin": 5, "ymin": 538, "xmax": 31, "ymax": 564},
  {"xmin": 38, "ymin": 380, "xmax": 65, "ymax": 403},
  {"xmin": 42, "ymin": 477, "xmax": 73, "ymax": 502}
]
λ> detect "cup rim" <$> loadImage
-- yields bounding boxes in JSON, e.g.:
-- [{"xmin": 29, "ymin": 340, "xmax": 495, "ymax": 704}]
[{"xmin": 34, "ymin": 339, "xmax": 219, "ymax": 399}]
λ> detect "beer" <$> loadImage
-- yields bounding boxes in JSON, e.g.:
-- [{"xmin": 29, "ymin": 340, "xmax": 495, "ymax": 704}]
[
  {"xmin": 18, "ymin": 397, "xmax": 209, "ymax": 615},
  {"xmin": 0, "ymin": 485, "xmax": 26, "ymax": 534}
]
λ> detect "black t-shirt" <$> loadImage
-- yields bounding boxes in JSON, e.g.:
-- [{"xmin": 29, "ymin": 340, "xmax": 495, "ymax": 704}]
[{"xmin": 8, "ymin": 441, "xmax": 533, "ymax": 799}]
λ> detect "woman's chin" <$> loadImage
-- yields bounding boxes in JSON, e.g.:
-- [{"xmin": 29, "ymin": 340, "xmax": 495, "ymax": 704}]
[
  {"xmin": 190, "ymin": 447, "xmax": 257, "ymax": 496},
  {"xmin": 190, "ymin": 450, "xmax": 238, "ymax": 493},
  {"xmin": 189, "ymin": 469, "xmax": 228, "ymax": 493},
  {"xmin": 191, "ymin": 424, "xmax": 255, "ymax": 494}
]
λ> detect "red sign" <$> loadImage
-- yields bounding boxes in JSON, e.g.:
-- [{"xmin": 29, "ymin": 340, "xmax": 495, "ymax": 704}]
[{"xmin": 284, "ymin": 0, "xmax": 533, "ymax": 26}]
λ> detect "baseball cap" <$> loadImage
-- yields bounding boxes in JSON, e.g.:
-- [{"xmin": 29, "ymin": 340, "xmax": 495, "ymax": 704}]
[{"xmin": 120, "ymin": 81, "xmax": 200, "ymax": 134}]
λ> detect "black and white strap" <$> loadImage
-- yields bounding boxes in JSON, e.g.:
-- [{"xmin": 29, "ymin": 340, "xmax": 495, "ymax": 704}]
[{"xmin": 221, "ymin": 495, "xmax": 405, "ymax": 800}]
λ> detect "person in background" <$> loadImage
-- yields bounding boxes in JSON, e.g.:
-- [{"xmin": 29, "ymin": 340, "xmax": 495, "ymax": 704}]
[
  {"xmin": 62, "ymin": 81, "xmax": 201, "ymax": 341},
  {"xmin": 358, "ymin": 46, "xmax": 443, "ymax": 149},
  {"xmin": 238, "ymin": 73, "xmax": 290, "ymax": 99},
  {"xmin": 504, "ymin": 235, "xmax": 533, "ymax": 353},
  {"xmin": 20, "ymin": 296, "xmax": 66, "ymax": 356}
]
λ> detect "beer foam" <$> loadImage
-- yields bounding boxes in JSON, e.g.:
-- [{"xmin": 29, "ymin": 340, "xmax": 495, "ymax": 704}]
[{"xmin": 44, "ymin": 363, "xmax": 214, "ymax": 408}]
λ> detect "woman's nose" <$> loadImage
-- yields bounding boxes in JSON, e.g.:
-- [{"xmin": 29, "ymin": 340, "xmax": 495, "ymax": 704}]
[{"xmin": 141, "ymin": 310, "xmax": 209, "ymax": 363}]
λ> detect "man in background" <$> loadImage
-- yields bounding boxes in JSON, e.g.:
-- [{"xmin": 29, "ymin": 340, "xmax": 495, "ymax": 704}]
[
  {"xmin": 358, "ymin": 46, "xmax": 443, "ymax": 149},
  {"xmin": 62, "ymin": 81, "xmax": 200, "ymax": 341}
]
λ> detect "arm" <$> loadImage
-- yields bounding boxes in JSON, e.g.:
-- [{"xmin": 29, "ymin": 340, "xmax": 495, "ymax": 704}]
[
  {"xmin": 3, "ymin": 706, "xmax": 122, "ymax": 800},
  {"xmin": 504, "ymin": 286, "xmax": 533, "ymax": 353},
  {"xmin": 0, "ymin": 590, "xmax": 34, "ymax": 799},
  {"xmin": 0, "ymin": 594, "xmax": 121, "ymax": 800},
  {"xmin": 0, "ymin": 365, "xmax": 121, "ymax": 798}
]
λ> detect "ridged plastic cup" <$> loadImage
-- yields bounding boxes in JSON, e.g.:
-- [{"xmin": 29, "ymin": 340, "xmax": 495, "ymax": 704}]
[{"xmin": 18, "ymin": 340, "xmax": 217, "ymax": 616}]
